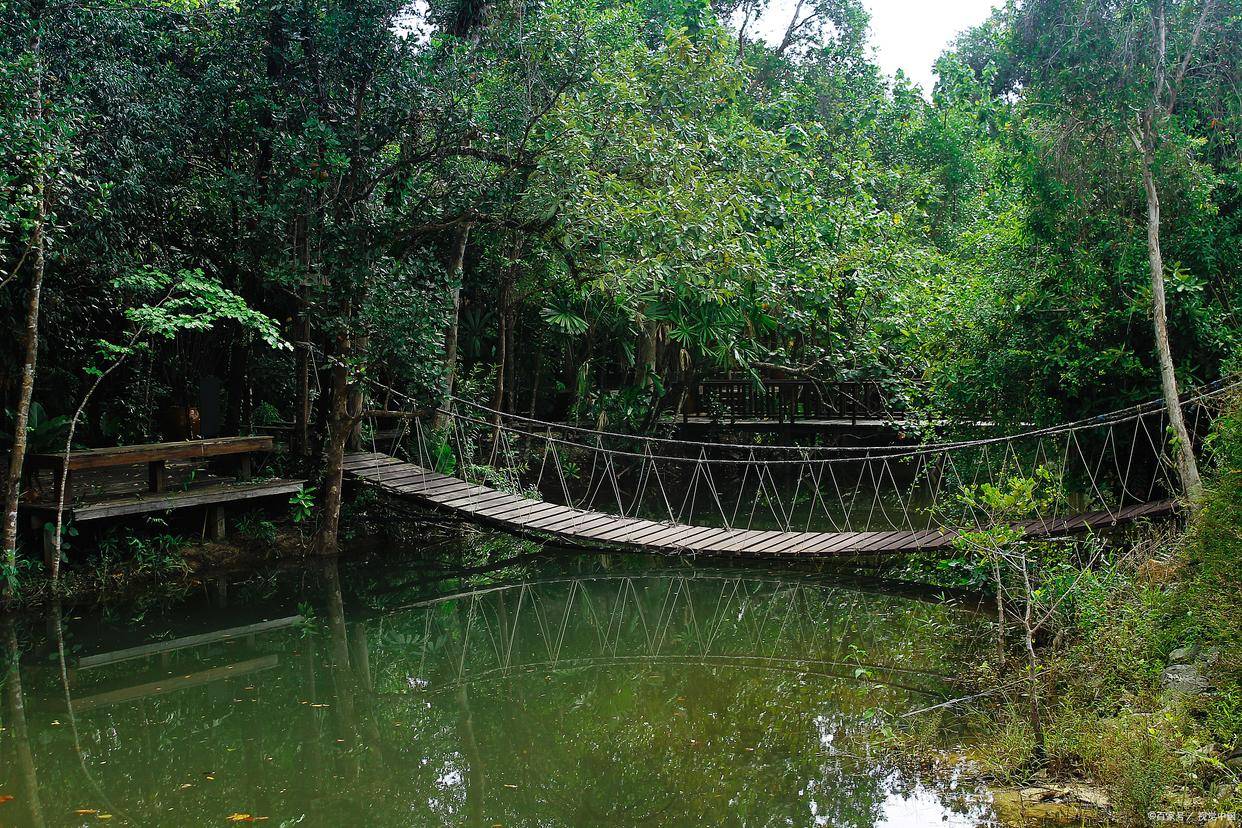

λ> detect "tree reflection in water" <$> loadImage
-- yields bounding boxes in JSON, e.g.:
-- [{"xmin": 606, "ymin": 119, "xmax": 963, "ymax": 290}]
[{"xmin": 0, "ymin": 556, "xmax": 996, "ymax": 826}]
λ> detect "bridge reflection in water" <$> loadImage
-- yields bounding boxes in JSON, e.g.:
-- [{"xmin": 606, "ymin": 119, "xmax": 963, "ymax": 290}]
[{"xmin": 2, "ymin": 557, "xmax": 995, "ymax": 827}]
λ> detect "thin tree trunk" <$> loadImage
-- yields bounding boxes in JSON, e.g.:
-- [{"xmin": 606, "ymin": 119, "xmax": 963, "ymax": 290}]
[
  {"xmin": 490, "ymin": 289, "xmax": 508, "ymax": 453},
  {"xmin": 994, "ymin": 557, "xmax": 1006, "ymax": 669},
  {"xmin": 52, "ymin": 340, "xmax": 139, "ymax": 581},
  {"xmin": 2, "ymin": 43, "xmax": 45, "ymax": 592},
  {"xmin": 1021, "ymin": 552, "xmax": 1044, "ymax": 757},
  {"xmin": 315, "ymin": 335, "xmax": 360, "ymax": 556},
  {"xmin": 224, "ymin": 330, "xmax": 249, "ymax": 436},
  {"xmin": 293, "ymin": 312, "xmax": 312, "ymax": 457},
  {"xmin": 1140, "ymin": 147, "xmax": 1202, "ymax": 498},
  {"xmin": 437, "ymin": 223, "xmax": 471, "ymax": 430}
]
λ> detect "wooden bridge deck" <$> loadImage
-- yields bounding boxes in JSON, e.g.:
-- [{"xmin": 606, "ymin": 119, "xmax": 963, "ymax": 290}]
[{"xmin": 344, "ymin": 452, "xmax": 1177, "ymax": 558}]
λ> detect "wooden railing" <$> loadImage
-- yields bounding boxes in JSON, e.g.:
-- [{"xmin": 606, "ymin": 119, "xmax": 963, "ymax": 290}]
[{"xmin": 682, "ymin": 379, "xmax": 899, "ymax": 424}]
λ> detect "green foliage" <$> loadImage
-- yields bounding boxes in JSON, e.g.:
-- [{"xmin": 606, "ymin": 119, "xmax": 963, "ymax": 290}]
[
  {"xmin": 1, "ymin": 400, "xmax": 70, "ymax": 452},
  {"xmin": 289, "ymin": 486, "xmax": 316, "ymax": 524},
  {"xmin": 235, "ymin": 510, "xmax": 278, "ymax": 543},
  {"xmin": 112, "ymin": 267, "xmax": 287, "ymax": 355}
]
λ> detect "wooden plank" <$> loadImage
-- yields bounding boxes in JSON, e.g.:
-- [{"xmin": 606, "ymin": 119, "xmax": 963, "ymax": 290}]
[
  {"xmin": 648, "ymin": 524, "xmax": 719, "ymax": 549},
  {"xmin": 77, "ymin": 616, "xmax": 303, "ymax": 670},
  {"xmin": 341, "ymin": 452, "xmax": 389, "ymax": 467},
  {"xmin": 348, "ymin": 462, "xmax": 431, "ymax": 480},
  {"xmin": 674, "ymin": 525, "xmax": 733, "ymax": 549},
  {"xmin": 679, "ymin": 527, "xmax": 739, "ymax": 551},
  {"xmin": 623, "ymin": 523, "xmax": 694, "ymax": 548},
  {"xmin": 802, "ymin": 532, "xmax": 868, "ymax": 555},
  {"xmin": 618, "ymin": 521, "xmax": 685, "ymax": 545},
  {"xmin": 703, "ymin": 529, "xmax": 772, "ymax": 553},
  {"xmin": 760, "ymin": 532, "xmax": 827, "ymax": 556},
  {"xmin": 719, "ymin": 530, "xmax": 786, "ymax": 554},
  {"xmin": 588, "ymin": 518, "xmax": 665, "ymax": 544},
  {"xmin": 786, "ymin": 533, "xmax": 851, "ymax": 556},
  {"xmin": 343, "ymin": 457, "xmax": 408, "ymax": 475},
  {"xmin": 574, "ymin": 516, "xmax": 654, "ymax": 542},
  {"xmin": 393, "ymin": 476, "xmax": 496, "ymax": 502},
  {"xmin": 521, "ymin": 504, "xmax": 581, "ymax": 530},
  {"xmin": 852, "ymin": 531, "xmax": 916, "ymax": 553},
  {"xmin": 29, "ymin": 436, "xmax": 273, "ymax": 472},
  {"xmin": 28, "ymin": 479, "xmax": 305, "ymax": 522},
  {"xmin": 745, "ymin": 531, "xmax": 805, "ymax": 555},
  {"xmin": 436, "ymin": 489, "xmax": 517, "ymax": 513},
  {"xmin": 470, "ymin": 495, "xmax": 537, "ymax": 520},
  {"xmin": 392, "ymin": 474, "xmax": 471, "ymax": 497},
  {"xmin": 374, "ymin": 471, "xmax": 459, "ymax": 492},
  {"xmin": 541, "ymin": 512, "xmax": 616, "ymax": 535},
  {"xmin": 483, "ymin": 499, "xmax": 565, "ymax": 524},
  {"xmin": 406, "ymin": 477, "xmax": 479, "ymax": 500}
]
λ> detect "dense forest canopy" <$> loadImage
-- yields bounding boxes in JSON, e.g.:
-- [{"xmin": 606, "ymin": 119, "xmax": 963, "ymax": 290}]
[{"xmin": 1, "ymin": 0, "xmax": 1239, "ymax": 555}]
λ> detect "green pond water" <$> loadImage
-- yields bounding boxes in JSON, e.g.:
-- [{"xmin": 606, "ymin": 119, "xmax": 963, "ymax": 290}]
[{"xmin": 1, "ymin": 545, "xmax": 1004, "ymax": 827}]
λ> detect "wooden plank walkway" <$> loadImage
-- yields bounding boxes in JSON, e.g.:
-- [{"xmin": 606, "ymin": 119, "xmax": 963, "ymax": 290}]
[{"xmin": 343, "ymin": 452, "xmax": 1177, "ymax": 559}]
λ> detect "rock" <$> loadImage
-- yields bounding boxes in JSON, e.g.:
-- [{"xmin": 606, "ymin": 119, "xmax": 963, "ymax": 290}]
[
  {"xmin": 1163, "ymin": 663, "xmax": 1209, "ymax": 696},
  {"xmin": 990, "ymin": 784, "xmax": 1109, "ymax": 826},
  {"xmin": 1168, "ymin": 644, "xmax": 1198, "ymax": 664}
]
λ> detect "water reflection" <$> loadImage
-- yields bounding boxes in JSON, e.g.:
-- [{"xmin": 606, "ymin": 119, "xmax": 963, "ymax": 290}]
[{"xmin": 1, "ymin": 555, "xmax": 996, "ymax": 826}]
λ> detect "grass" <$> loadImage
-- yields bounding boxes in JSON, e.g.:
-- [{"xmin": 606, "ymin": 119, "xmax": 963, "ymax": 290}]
[{"xmin": 888, "ymin": 394, "xmax": 1242, "ymax": 825}]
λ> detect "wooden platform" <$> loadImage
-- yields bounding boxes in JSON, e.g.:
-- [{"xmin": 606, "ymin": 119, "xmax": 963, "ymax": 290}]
[
  {"xmin": 21, "ymin": 461, "xmax": 304, "ymax": 522},
  {"xmin": 344, "ymin": 452, "xmax": 1176, "ymax": 558}
]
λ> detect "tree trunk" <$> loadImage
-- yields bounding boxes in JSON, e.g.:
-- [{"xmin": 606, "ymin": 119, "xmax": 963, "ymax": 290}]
[
  {"xmin": 1140, "ymin": 148, "xmax": 1202, "ymax": 498},
  {"xmin": 2, "ymin": 64, "xmax": 45, "ymax": 592},
  {"xmin": 224, "ymin": 330, "xmax": 249, "ymax": 436},
  {"xmin": 314, "ymin": 335, "xmax": 360, "ymax": 556},
  {"xmin": 636, "ymin": 319, "xmax": 659, "ymax": 390},
  {"xmin": 490, "ymin": 286, "xmax": 508, "ymax": 449},
  {"xmin": 293, "ymin": 313, "xmax": 312, "ymax": 457},
  {"xmin": 437, "ymin": 223, "xmax": 471, "ymax": 430}
]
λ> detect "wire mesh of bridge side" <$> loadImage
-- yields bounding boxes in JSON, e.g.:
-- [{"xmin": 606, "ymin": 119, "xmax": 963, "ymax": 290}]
[{"xmin": 358, "ymin": 379, "xmax": 1237, "ymax": 537}]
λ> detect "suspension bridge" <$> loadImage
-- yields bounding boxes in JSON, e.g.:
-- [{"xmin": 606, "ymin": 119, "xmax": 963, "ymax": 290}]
[{"xmin": 345, "ymin": 383, "xmax": 1234, "ymax": 559}]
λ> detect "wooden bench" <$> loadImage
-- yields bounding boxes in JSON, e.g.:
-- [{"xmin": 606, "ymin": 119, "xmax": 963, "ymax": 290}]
[
  {"xmin": 25, "ymin": 435, "xmax": 271, "ymax": 501},
  {"xmin": 21, "ymin": 437, "xmax": 303, "ymax": 562}
]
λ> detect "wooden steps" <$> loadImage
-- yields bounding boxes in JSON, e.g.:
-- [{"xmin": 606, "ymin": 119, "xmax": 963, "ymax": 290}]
[{"xmin": 344, "ymin": 452, "xmax": 1177, "ymax": 558}]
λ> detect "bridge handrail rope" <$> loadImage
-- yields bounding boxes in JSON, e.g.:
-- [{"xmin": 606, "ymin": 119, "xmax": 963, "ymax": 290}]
[
  {"xmin": 390, "ymin": 402, "xmax": 1176, "ymax": 535},
  {"xmin": 331, "ymin": 337, "xmax": 1236, "ymax": 537},
  {"xmin": 437, "ymin": 379, "xmax": 1238, "ymax": 457},
  {"xmin": 413, "ymin": 390, "xmax": 1218, "ymax": 467},
  {"xmin": 339, "ymin": 350, "xmax": 1237, "ymax": 458},
  {"xmin": 308, "ymin": 338, "xmax": 1236, "ymax": 456}
]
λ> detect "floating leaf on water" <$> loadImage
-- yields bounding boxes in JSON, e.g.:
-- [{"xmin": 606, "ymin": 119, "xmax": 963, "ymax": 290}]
[
  {"xmin": 0, "ymin": 796, "xmax": 15, "ymax": 805},
  {"xmin": 75, "ymin": 809, "xmax": 100, "ymax": 815}
]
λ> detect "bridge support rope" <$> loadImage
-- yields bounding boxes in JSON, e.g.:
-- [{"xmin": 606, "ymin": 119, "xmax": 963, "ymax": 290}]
[{"xmin": 345, "ymin": 379, "xmax": 1239, "ymax": 556}]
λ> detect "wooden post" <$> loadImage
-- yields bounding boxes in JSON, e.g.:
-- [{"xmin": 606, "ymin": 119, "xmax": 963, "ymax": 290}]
[
  {"xmin": 207, "ymin": 505, "xmax": 227, "ymax": 540},
  {"xmin": 148, "ymin": 460, "xmax": 167, "ymax": 493},
  {"xmin": 32, "ymin": 514, "xmax": 54, "ymax": 570},
  {"xmin": 237, "ymin": 454, "xmax": 252, "ymax": 481}
]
